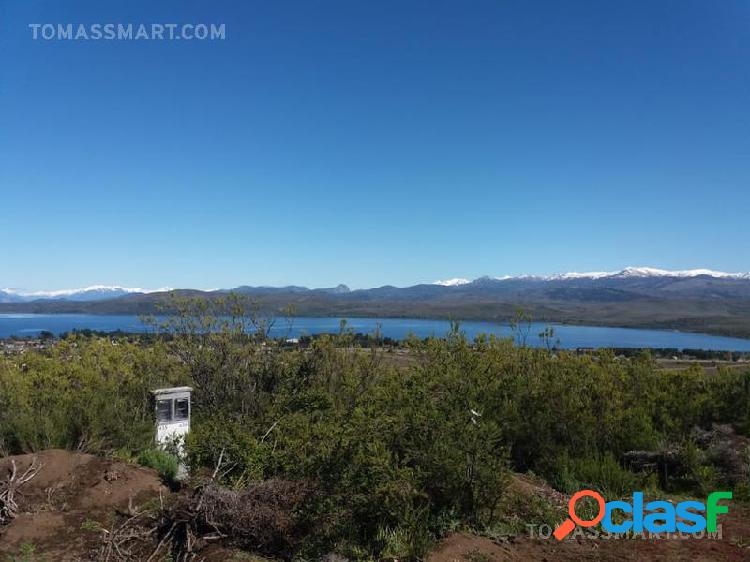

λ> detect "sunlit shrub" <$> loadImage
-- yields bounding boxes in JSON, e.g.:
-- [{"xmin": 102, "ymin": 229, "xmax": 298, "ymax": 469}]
[{"xmin": 138, "ymin": 448, "xmax": 180, "ymax": 482}]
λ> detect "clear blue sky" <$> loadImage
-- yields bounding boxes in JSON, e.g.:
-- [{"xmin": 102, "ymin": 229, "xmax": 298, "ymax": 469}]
[{"xmin": 1, "ymin": 1, "xmax": 748, "ymax": 290}]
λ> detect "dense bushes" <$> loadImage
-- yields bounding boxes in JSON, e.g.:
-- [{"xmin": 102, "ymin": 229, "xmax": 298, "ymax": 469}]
[
  {"xmin": 1, "ymin": 301, "xmax": 749, "ymax": 559},
  {"xmin": 0, "ymin": 336, "xmax": 186, "ymax": 454},
  {"xmin": 551, "ymin": 452, "xmax": 645, "ymax": 497},
  {"xmin": 138, "ymin": 448, "xmax": 180, "ymax": 482}
]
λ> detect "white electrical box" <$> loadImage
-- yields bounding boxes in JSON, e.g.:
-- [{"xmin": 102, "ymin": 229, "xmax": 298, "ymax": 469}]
[{"xmin": 151, "ymin": 386, "xmax": 192, "ymax": 452}]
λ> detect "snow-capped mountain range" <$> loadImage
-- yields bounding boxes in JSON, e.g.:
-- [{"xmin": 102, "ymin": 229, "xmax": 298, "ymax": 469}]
[
  {"xmin": 433, "ymin": 278, "xmax": 472, "ymax": 287},
  {"xmin": 434, "ymin": 267, "xmax": 750, "ymax": 286},
  {"xmin": 3, "ymin": 267, "xmax": 750, "ymax": 305},
  {"xmin": 2, "ymin": 268, "xmax": 750, "ymax": 339},
  {"xmin": 0, "ymin": 285, "xmax": 171, "ymax": 303}
]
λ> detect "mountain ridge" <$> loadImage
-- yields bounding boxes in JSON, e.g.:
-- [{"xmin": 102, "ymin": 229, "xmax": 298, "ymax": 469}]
[
  {"xmin": 4, "ymin": 267, "xmax": 750, "ymax": 303},
  {"xmin": 0, "ymin": 285, "xmax": 172, "ymax": 303},
  {"xmin": 2, "ymin": 267, "xmax": 750, "ymax": 339},
  {"xmin": 435, "ymin": 267, "xmax": 750, "ymax": 285}
]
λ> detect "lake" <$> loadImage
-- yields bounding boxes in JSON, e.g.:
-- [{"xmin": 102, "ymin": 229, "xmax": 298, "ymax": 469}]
[{"xmin": 1, "ymin": 314, "xmax": 750, "ymax": 351}]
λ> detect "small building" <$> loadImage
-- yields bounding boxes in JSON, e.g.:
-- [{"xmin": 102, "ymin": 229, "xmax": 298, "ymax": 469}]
[{"xmin": 151, "ymin": 386, "xmax": 192, "ymax": 451}]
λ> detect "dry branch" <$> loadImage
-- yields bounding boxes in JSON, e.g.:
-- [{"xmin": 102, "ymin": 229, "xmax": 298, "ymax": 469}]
[{"xmin": 0, "ymin": 457, "xmax": 43, "ymax": 524}]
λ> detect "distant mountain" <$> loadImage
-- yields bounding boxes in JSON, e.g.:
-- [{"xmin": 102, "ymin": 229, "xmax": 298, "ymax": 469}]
[
  {"xmin": 2, "ymin": 268, "xmax": 750, "ymax": 338},
  {"xmin": 0, "ymin": 286, "xmax": 169, "ymax": 303},
  {"xmin": 433, "ymin": 278, "xmax": 471, "ymax": 287},
  {"xmin": 229, "ymin": 284, "xmax": 350, "ymax": 296},
  {"xmin": 0, "ymin": 291, "xmax": 26, "ymax": 304},
  {"xmin": 0, "ymin": 283, "xmax": 351, "ymax": 304},
  {"xmin": 434, "ymin": 267, "xmax": 750, "ymax": 284}
]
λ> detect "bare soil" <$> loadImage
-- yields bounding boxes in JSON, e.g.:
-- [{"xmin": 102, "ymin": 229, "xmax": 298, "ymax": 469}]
[
  {"xmin": 427, "ymin": 468, "xmax": 750, "ymax": 561},
  {"xmin": 0, "ymin": 449, "xmax": 166, "ymax": 561},
  {"xmin": 657, "ymin": 358, "xmax": 750, "ymax": 374},
  {"xmin": 427, "ymin": 509, "xmax": 750, "ymax": 562},
  {"xmin": 2, "ymin": 449, "xmax": 749, "ymax": 561}
]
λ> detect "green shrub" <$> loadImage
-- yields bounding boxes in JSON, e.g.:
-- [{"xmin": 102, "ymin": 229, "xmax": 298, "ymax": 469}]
[
  {"xmin": 138, "ymin": 448, "xmax": 180, "ymax": 482},
  {"xmin": 376, "ymin": 520, "xmax": 433, "ymax": 562},
  {"xmin": 80, "ymin": 518, "xmax": 102, "ymax": 531},
  {"xmin": 3, "ymin": 305, "xmax": 750, "ymax": 560},
  {"xmin": 0, "ymin": 335, "xmax": 186, "ymax": 455},
  {"xmin": 552, "ymin": 452, "xmax": 640, "ymax": 498}
]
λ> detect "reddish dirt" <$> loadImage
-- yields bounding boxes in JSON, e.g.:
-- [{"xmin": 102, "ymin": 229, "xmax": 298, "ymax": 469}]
[
  {"xmin": 428, "ymin": 508, "xmax": 750, "ymax": 562},
  {"xmin": 2, "ymin": 451, "xmax": 749, "ymax": 561},
  {"xmin": 0, "ymin": 449, "xmax": 166, "ymax": 561},
  {"xmin": 428, "ymin": 470, "xmax": 750, "ymax": 561}
]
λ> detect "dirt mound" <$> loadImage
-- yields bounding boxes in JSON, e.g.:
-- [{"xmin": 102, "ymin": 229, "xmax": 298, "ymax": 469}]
[
  {"xmin": 427, "ymin": 508, "xmax": 750, "ymax": 562},
  {"xmin": 0, "ymin": 449, "xmax": 166, "ymax": 560},
  {"xmin": 505, "ymin": 472, "xmax": 566, "ymax": 510},
  {"xmin": 427, "ymin": 470, "xmax": 750, "ymax": 561}
]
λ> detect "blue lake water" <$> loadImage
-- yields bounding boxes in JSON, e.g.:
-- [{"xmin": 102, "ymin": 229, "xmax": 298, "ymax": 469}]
[{"xmin": 1, "ymin": 314, "xmax": 750, "ymax": 351}]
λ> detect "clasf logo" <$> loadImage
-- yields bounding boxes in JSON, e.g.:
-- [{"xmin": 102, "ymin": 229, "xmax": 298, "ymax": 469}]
[{"xmin": 553, "ymin": 489, "xmax": 732, "ymax": 540}]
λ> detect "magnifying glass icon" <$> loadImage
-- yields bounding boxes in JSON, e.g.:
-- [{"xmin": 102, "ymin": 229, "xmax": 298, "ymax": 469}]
[{"xmin": 553, "ymin": 489, "xmax": 606, "ymax": 540}]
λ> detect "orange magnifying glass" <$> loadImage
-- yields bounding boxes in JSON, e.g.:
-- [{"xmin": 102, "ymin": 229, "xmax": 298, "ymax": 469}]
[{"xmin": 553, "ymin": 489, "xmax": 606, "ymax": 540}]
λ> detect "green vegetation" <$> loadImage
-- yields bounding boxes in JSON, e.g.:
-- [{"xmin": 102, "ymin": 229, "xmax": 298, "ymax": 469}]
[
  {"xmin": 80, "ymin": 518, "xmax": 102, "ymax": 532},
  {"xmin": 8, "ymin": 543, "xmax": 45, "ymax": 562},
  {"xmin": 1, "ymin": 296, "xmax": 749, "ymax": 560},
  {"xmin": 465, "ymin": 549, "xmax": 491, "ymax": 562},
  {"xmin": 0, "ymin": 336, "xmax": 185, "ymax": 453},
  {"xmin": 137, "ymin": 448, "xmax": 180, "ymax": 483}
]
